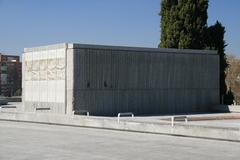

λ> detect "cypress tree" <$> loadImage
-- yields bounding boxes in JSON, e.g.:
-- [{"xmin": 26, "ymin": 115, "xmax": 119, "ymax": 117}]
[
  {"xmin": 159, "ymin": 0, "xmax": 179, "ymax": 48},
  {"xmin": 159, "ymin": 1, "xmax": 232, "ymax": 104},
  {"xmin": 206, "ymin": 21, "xmax": 232, "ymax": 104},
  {"xmin": 159, "ymin": 0, "xmax": 208, "ymax": 49}
]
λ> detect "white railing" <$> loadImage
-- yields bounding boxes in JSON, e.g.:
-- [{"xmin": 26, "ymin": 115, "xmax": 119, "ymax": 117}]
[
  {"xmin": 117, "ymin": 112, "xmax": 134, "ymax": 123},
  {"xmin": 171, "ymin": 116, "xmax": 188, "ymax": 127}
]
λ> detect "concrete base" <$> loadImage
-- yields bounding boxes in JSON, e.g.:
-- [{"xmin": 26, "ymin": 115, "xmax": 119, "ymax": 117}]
[
  {"xmin": 0, "ymin": 99, "xmax": 8, "ymax": 105},
  {"xmin": 213, "ymin": 105, "xmax": 240, "ymax": 113},
  {"xmin": 0, "ymin": 111, "xmax": 239, "ymax": 142}
]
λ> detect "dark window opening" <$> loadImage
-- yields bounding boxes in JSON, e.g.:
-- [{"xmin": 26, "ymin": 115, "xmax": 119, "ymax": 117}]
[{"xmin": 104, "ymin": 81, "xmax": 108, "ymax": 87}]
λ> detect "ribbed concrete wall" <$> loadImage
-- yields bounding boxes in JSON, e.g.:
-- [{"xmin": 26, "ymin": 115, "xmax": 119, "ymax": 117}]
[
  {"xmin": 23, "ymin": 43, "xmax": 219, "ymax": 116},
  {"xmin": 72, "ymin": 45, "xmax": 219, "ymax": 116}
]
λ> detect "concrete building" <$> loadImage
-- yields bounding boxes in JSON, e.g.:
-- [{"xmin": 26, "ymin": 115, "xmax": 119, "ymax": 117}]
[
  {"xmin": 22, "ymin": 43, "xmax": 219, "ymax": 116},
  {"xmin": 0, "ymin": 53, "xmax": 22, "ymax": 96}
]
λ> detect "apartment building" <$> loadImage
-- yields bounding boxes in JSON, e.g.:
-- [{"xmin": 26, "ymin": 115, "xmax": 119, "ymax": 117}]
[{"xmin": 0, "ymin": 53, "xmax": 22, "ymax": 96}]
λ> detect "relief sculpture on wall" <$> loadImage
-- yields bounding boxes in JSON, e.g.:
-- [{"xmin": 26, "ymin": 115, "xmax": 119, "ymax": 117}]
[{"xmin": 25, "ymin": 58, "xmax": 65, "ymax": 81}]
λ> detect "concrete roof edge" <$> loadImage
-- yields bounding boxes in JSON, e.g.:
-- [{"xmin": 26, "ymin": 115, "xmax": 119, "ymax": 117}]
[
  {"xmin": 72, "ymin": 43, "xmax": 217, "ymax": 54},
  {"xmin": 24, "ymin": 43, "xmax": 218, "ymax": 55},
  {"xmin": 24, "ymin": 43, "xmax": 68, "ymax": 53}
]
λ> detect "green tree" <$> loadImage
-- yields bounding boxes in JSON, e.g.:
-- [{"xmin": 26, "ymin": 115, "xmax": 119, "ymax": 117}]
[
  {"xmin": 159, "ymin": 0, "xmax": 179, "ymax": 48},
  {"xmin": 159, "ymin": 0, "xmax": 208, "ymax": 49},
  {"xmin": 159, "ymin": 1, "xmax": 232, "ymax": 104},
  {"xmin": 205, "ymin": 21, "xmax": 233, "ymax": 104}
]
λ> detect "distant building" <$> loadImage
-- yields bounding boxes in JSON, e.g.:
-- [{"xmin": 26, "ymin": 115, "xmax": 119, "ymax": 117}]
[{"xmin": 0, "ymin": 53, "xmax": 22, "ymax": 96}]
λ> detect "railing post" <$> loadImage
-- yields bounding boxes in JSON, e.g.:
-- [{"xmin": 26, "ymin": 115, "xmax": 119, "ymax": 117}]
[
  {"xmin": 171, "ymin": 116, "xmax": 174, "ymax": 127},
  {"xmin": 117, "ymin": 113, "xmax": 120, "ymax": 123}
]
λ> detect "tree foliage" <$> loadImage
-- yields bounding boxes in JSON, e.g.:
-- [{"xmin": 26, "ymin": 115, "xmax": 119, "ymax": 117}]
[
  {"xmin": 226, "ymin": 55, "xmax": 240, "ymax": 104},
  {"xmin": 159, "ymin": 1, "xmax": 233, "ymax": 104},
  {"xmin": 204, "ymin": 21, "xmax": 232, "ymax": 103},
  {"xmin": 159, "ymin": 0, "xmax": 208, "ymax": 49}
]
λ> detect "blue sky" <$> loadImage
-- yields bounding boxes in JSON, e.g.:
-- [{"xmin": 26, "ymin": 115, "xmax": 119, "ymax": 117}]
[{"xmin": 0, "ymin": 0, "xmax": 239, "ymax": 56}]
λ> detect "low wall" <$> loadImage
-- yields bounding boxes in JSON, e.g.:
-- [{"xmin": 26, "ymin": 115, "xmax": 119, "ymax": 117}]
[{"xmin": 0, "ymin": 112, "xmax": 239, "ymax": 142}]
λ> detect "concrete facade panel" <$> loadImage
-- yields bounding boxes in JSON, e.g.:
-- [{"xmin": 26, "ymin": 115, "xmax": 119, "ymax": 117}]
[
  {"xmin": 23, "ymin": 43, "xmax": 219, "ymax": 116},
  {"xmin": 72, "ymin": 47, "xmax": 219, "ymax": 116},
  {"xmin": 23, "ymin": 47, "xmax": 66, "ymax": 114}
]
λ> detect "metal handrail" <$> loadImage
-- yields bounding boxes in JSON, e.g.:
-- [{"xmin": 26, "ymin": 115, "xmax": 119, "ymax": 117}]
[
  {"xmin": 171, "ymin": 115, "xmax": 188, "ymax": 127},
  {"xmin": 117, "ymin": 112, "xmax": 134, "ymax": 123}
]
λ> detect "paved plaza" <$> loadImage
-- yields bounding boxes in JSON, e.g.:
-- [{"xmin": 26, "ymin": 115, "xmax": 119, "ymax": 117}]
[{"xmin": 0, "ymin": 121, "xmax": 239, "ymax": 160}]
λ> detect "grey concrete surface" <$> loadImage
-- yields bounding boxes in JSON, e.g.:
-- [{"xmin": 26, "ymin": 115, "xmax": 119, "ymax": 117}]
[
  {"xmin": 0, "ymin": 111, "xmax": 240, "ymax": 141},
  {"xmin": 188, "ymin": 119, "xmax": 240, "ymax": 128},
  {"xmin": 0, "ymin": 121, "xmax": 240, "ymax": 160}
]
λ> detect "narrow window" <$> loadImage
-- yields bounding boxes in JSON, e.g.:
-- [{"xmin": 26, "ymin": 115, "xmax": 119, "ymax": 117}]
[
  {"xmin": 104, "ymin": 81, "xmax": 108, "ymax": 87},
  {"xmin": 87, "ymin": 82, "xmax": 90, "ymax": 88}
]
